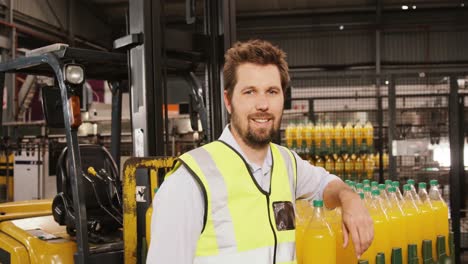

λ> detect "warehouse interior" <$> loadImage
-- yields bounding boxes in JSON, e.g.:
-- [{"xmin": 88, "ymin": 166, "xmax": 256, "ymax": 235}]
[{"xmin": 0, "ymin": 0, "xmax": 467, "ymax": 263}]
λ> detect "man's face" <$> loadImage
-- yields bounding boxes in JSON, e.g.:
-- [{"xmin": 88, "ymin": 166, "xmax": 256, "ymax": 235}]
[{"xmin": 224, "ymin": 63, "xmax": 284, "ymax": 148}]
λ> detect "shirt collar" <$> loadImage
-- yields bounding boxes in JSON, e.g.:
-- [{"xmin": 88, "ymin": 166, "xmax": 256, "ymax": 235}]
[{"xmin": 218, "ymin": 125, "xmax": 272, "ymax": 173}]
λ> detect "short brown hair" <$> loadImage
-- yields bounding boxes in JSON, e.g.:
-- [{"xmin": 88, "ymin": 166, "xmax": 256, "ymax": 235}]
[{"xmin": 223, "ymin": 39, "xmax": 290, "ymax": 100}]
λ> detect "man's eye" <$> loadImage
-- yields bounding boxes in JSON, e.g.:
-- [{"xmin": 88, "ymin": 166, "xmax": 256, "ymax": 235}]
[
  {"xmin": 268, "ymin": 89, "xmax": 279, "ymax": 94},
  {"xmin": 244, "ymin": 90, "xmax": 254, "ymax": 94}
]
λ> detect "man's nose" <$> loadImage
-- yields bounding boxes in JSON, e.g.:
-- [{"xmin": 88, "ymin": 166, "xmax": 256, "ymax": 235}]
[{"xmin": 255, "ymin": 94, "xmax": 269, "ymax": 111}]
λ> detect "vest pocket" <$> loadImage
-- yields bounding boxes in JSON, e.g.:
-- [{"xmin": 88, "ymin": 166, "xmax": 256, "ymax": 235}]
[{"xmin": 272, "ymin": 201, "xmax": 295, "ymax": 231}]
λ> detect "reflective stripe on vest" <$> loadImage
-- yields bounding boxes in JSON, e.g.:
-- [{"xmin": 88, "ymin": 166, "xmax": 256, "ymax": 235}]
[{"xmin": 177, "ymin": 141, "xmax": 297, "ymax": 264}]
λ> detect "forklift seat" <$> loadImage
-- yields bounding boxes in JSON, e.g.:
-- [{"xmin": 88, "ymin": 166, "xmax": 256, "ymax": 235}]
[{"xmin": 52, "ymin": 144, "xmax": 122, "ymax": 238}]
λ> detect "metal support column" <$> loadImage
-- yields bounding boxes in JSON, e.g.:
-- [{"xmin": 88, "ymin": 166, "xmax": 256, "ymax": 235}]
[
  {"xmin": 388, "ymin": 77, "xmax": 397, "ymax": 180},
  {"xmin": 5, "ymin": 0, "xmax": 16, "ymax": 136},
  {"xmin": 0, "ymin": 73, "xmax": 4, "ymax": 135},
  {"xmin": 110, "ymin": 81, "xmax": 122, "ymax": 170},
  {"xmin": 67, "ymin": 0, "xmax": 75, "ymax": 46},
  {"xmin": 127, "ymin": 0, "xmax": 165, "ymax": 156},
  {"xmin": 204, "ymin": 0, "xmax": 236, "ymax": 141},
  {"xmin": 449, "ymin": 76, "xmax": 463, "ymax": 264},
  {"xmin": 375, "ymin": 0, "xmax": 385, "ymax": 182}
]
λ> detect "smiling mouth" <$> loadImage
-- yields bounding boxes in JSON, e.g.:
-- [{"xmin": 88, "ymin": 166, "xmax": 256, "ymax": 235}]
[{"xmin": 252, "ymin": 118, "xmax": 270, "ymax": 123}]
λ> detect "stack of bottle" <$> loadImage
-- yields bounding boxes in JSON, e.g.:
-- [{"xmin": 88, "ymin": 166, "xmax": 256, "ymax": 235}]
[
  {"xmin": 285, "ymin": 120, "xmax": 374, "ymax": 156},
  {"xmin": 295, "ymin": 179, "xmax": 453, "ymax": 264},
  {"xmin": 285, "ymin": 121, "xmax": 389, "ymax": 181}
]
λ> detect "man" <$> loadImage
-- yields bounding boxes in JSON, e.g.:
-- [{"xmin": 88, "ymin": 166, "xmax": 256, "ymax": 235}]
[{"xmin": 147, "ymin": 39, "xmax": 373, "ymax": 264}]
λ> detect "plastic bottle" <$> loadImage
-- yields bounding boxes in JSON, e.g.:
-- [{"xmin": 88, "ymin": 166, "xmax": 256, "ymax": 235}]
[
  {"xmin": 295, "ymin": 200, "xmax": 313, "ymax": 264},
  {"xmin": 324, "ymin": 122, "xmax": 333, "ymax": 152},
  {"xmin": 392, "ymin": 181, "xmax": 404, "ymax": 201},
  {"xmin": 315, "ymin": 156, "xmax": 325, "ymax": 168},
  {"xmin": 356, "ymin": 183, "xmax": 364, "ymax": 194},
  {"xmin": 354, "ymin": 122, "xmax": 363, "ymax": 149},
  {"xmin": 305, "ymin": 122, "xmax": 314, "ymax": 154},
  {"xmin": 296, "ymin": 123, "xmax": 304, "ymax": 156},
  {"xmin": 363, "ymin": 189, "xmax": 392, "ymax": 264},
  {"xmin": 402, "ymin": 184, "xmax": 424, "ymax": 262},
  {"xmin": 326, "ymin": 208, "xmax": 356, "ymax": 264},
  {"xmin": 314, "ymin": 122, "xmax": 324, "ymax": 154},
  {"xmin": 387, "ymin": 187, "xmax": 409, "ymax": 263},
  {"xmin": 383, "ymin": 153, "xmax": 389, "ymax": 169},
  {"xmin": 371, "ymin": 181, "xmax": 378, "ymax": 191},
  {"xmin": 407, "ymin": 179, "xmax": 421, "ymax": 203},
  {"xmin": 303, "ymin": 200, "xmax": 336, "ymax": 264},
  {"xmin": 429, "ymin": 180, "xmax": 449, "ymax": 255},
  {"xmin": 422, "ymin": 240, "xmax": 434, "ymax": 264},
  {"xmin": 325, "ymin": 155, "xmax": 335, "ymax": 175},
  {"xmin": 363, "ymin": 179, "xmax": 371, "ymax": 187},
  {"xmin": 344, "ymin": 122, "xmax": 354, "ymax": 151},
  {"xmin": 335, "ymin": 155, "xmax": 345, "ymax": 178},
  {"xmin": 418, "ymin": 182, "xmax": 437, "ymax": 260},
  {"xmin": 285, "ymin": 123, "xmax": 294, "ymax": 148},
  {"xmin": 364, "ymin": 154, "xmax": 375, "ymax": 180},
  {"xmin": 364, "ymin": 121, "xmax": 374, "ymax": 147},
  {"xmin": 355, "ymin": 155, "xmax": 364, "ymax": 182},
  {"xmin": 344, "ymin": 155, "xmax": 354, "ymax": 181},
  {"xmin": 378, "ymin": 184, "xmax": 391, "ymax": 211},
  {"xmin": 335, "ymin": 122, "xmax": 345, "ymax": 148},
  {"xmin": 363, "ymin": 186, "xmax": 372, "ymax": 201}
]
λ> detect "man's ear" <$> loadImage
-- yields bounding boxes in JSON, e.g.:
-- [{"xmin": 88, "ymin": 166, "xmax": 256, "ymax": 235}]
[{"xmin": 223, "ymin": 90, "xmax": 232, "ymax": 114}]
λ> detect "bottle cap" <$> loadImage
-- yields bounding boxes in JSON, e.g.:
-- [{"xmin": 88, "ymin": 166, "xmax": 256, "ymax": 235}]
[
  {"xmin": 372, "ymin": 189, "xmax": 380, "ymax": 196},
  {"xmin": 422, "ymin": 240, "xmax": 434, "ymax": 262},
  {"xmin": 375, "ymin": 252, "xmax": 385, "ymax": 264},
  {"xmin": 388, "ymin": 187, "xmax": 396, "ymax": 193},
  {"xmin": 407, "ymin": 179, "xmax": 416, "ymax": 185},
  {"xmin": 403, "ymin": 184, "xmax": 411, "ymax": 191},
  {"xmin": 313, "ymin": 200, "xmax": 324, "ymax": 207},
  {"xmin": 363, "ymin": 179, "xmax": 370, "ymax": 185},
  {"xmin": 378, "ymin": 184, "xmax": 386, "ymax": 190},
  {"xmin": 356, "ymin": 183, "xmax": 364, "ymax": 189},
  {"xmin": 418, "ymin": 182, "xmax": 427, "ymax": 189},
  {"xmin": 364, "ymin": 186, "xmax": 372, "ymax": 192},
  {"xmin": 392, "ymin": 181, "xmax": 400, "ymax": 188},
  {"xmin": 371, "ymin": 181, "xmax": 378, "ymax": 187},
  {"xmin": 430, "ymin": 180, "xmax": 438, "ymax": 186},
  {"xmin": 359, "ymin": 192, "xmax": 365, "ymax": 200},
  {"xmin": 385, "ymin": 179, "xmax": 392, "ymax": 185},
  {"xmin": 391, "ymin": 247, "xmax": 403, "ymax": 264}
]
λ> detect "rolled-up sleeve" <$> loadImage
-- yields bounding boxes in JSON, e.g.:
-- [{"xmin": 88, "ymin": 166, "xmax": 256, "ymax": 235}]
[{"xmin": 294, "ymin": 152, "xmax": 341, "ymax": 201}]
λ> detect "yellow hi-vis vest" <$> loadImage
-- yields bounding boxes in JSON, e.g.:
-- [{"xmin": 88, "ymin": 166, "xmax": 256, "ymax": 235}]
[{"xmin": 169, "ymin": 140, "xmax": 298, "ymax": 264}]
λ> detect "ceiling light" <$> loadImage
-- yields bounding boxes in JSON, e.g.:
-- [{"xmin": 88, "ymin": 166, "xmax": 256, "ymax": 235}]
[
  {"xmin": 385, "ymin": 80, "xmax": 389, "ymax": 85},
  {"xmin": 402, "ymin": 5, "xmax": 409, "ymax": 10},
  {"xmin": 339, "ymin": 25, "xmax": 344, "ymax": 30},
  {"xmin": 412, "ymin": 5, "xmax": 417, "ymax": 9}
]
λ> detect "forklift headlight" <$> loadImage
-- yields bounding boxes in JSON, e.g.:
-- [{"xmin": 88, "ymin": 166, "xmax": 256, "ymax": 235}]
[{"xmin": 64, "ymin": 64, "xmax": 84, "ymax": 84}]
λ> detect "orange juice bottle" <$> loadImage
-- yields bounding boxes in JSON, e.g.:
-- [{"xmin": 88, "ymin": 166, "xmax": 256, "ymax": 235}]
[
  {"xmin": 363, "ymin": 121, "xmax": 374, "ymax": 147},
  {"xmin": 429, "ymin": 180, "xmax": 450, "ymax": 255},
  {"xmin": 335, "ymin": 155, "xmax": 345, "ymax": 178},
  {"xmin": 325, "ymin": 155, "xmax": 335, "ymax": 175},
  {"xmin": 407, "ymin": 179, "xmax": 422, "ymax": 204},
  {"xmin": 314, "ymin": 155, "xmax": 324, "ymax": 168},
  {"xmin": 383, "ymin": 152, "xmax": 389, "ymax": 169},
  {"xmin": 324, "ymin": 122, "xmax": 333, "ymax": 151},
  {"xmin": 296, "ymin": 123, "xmax": 304, "ymax": 154},
  {"xmin": 335, "ymin": 122, "xmax": 344, "ymax": 148},
  {"xmin": 305, "ymin": 122, "xmax": 314, "ymax": 154},
  {"xmin": 364, "ymin": 154, "xmax": 375, "ymax": 180},
  {"xmin": 403, "ymin": 184, "xmax": 424, "ymax": 262},
  {"xmin": 344, "ymin": 155, "xmax": 354, "ymax": 181},
  {"xmin": 387, "ymin": 186, "xmax": 409, "ymax": 263},
  {"xmin": 374, "ymin": 152, "xmax": 380, "ymax": 169},
  {"xmin": 354, "ymin": 122, "xmax": 363, "ymax": 148},
  {"xmin": 361, "ymin": 190, "xmax": 391, "ymax": 264},
  {"xmin": 290, "ymin": 123, "xmax": 297, "ymax": 150},
  {"xmin": 378, "ymin": 184, "xmax": 391, "ymax": 211},
  {"xmin": 354, "ymin": 155, "xmax": 363, "ymax": 182},
  {"xmin": 313, "ymin": 122, "xmax": 324, "ymax": 151},
  {"xmin": 285, "ymin": 123, "xmax": 294, "ymax": 148},
  {"xmin": 296, "ymin": 200, "xmax": 313, "ymax": 263},
  {"xmin": 344, "ymin": 122, "xmax": 354, "ymax": 150},
  {"xmin": 392, "ymin": 181, "xmax": 404, "ymax": 201},
  {"xmin": 303, "ymin": 200, "xmax": 336, "ymax": 264},
  {"xmin": 418, "ymin": 182, "xmax": 437, "ymax": 260}
]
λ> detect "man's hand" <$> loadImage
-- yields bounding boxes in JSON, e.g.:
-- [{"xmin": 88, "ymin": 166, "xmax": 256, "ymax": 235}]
[
  {"xmin": 340, "ymin": 190, "xmax": 374, "ymax": 258},
  {"xmin": 323, "ymin": 180, "xmax": 374, "ymax": 258}
]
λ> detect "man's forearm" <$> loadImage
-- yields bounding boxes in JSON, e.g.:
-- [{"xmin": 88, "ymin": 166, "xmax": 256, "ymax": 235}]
[{"xmin": 323, "ymin": 179, "xmax": 358, "ymax": 209}]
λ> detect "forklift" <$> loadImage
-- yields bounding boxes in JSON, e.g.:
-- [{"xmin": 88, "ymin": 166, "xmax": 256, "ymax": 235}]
[{"xmin": 0, "ymin": 0, "xmax": 232, "ymax": 262}]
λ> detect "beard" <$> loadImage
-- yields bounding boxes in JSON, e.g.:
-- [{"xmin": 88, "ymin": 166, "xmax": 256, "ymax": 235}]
[{"xmin": 230, "ymin": 106, "xmax": 282, "ymax": 149}]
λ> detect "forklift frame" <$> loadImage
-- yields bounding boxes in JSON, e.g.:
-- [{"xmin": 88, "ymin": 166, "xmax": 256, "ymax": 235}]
[{"xmin": 0, "ymin": 45, "xmax": 127, "ymax": 263}]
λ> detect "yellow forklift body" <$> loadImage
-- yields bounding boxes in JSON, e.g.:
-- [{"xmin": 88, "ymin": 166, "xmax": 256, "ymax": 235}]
[
  {"xmin": 0, "ymin": 215, "xmax": 76, "ymax": 264},
  {"xmin": 123, "ymin": 157, "xmax": 175, "ymax": 264},
  {"xmin": 0, "ymin": 199, "xmax": 52, "ymax": 221}
]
